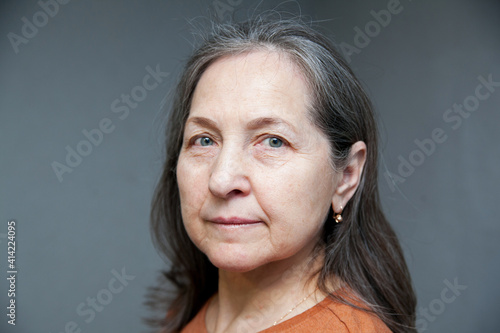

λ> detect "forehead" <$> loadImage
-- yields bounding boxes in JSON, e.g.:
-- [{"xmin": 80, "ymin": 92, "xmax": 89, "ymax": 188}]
[{"xmin": 189, "ymin": 50, "xmax": 312, "ymax": 122}]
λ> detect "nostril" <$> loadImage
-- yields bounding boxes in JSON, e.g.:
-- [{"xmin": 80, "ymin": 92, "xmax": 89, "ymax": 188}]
[
  {"xmin": 207, "ymin": 149, "xmax": 252, "ymax": 199},
  {"xmin": 227, "ymin": 189, "xmax": 244, "ymax": 198},
  {"xmin": 208, "ymin": 173, "xmax": 250, "ymax": 199}
]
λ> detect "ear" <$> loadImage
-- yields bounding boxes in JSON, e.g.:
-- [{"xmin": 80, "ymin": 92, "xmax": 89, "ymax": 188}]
[{"xmin": 332, "ymin": 141, "xmax": 367, "ymax": 213}]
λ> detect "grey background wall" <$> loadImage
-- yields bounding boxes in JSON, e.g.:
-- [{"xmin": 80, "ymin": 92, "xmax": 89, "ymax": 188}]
[{"xmin": 1, "ymin": 0, "xmax": 498, "ymax": 332}]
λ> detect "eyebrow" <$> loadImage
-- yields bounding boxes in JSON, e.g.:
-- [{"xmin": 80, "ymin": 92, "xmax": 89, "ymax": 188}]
[
  {"xmin": 246, "ymin": 117, "xmax": 297, "ymax": 134},
  {"xmin": 186, "ymin": 116, "xmax": 297, "ymax": 134},
  {"xmin": 185, "ymin": 116, "xmax": 218, "ymax": 132}
]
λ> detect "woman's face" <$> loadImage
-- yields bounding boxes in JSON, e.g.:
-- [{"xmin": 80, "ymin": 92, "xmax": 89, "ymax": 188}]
[{"xmin": 177, "ymin": 50, "xmax": 339, "ymax": 272}]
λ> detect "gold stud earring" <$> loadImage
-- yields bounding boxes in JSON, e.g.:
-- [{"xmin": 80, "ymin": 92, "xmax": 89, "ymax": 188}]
[{"xmin": 334, "ymin": 205, "xmax": 343, "ymax": 223}]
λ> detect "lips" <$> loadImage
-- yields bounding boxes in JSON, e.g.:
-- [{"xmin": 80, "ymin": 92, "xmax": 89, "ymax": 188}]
[{"xmin": 209, "ymin": 217, "xmax": 262, "ymax": 225}]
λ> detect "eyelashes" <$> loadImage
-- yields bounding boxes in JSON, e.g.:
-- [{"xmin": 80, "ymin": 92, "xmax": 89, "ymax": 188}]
[
  {"xmin": 263, "ymin": 137, "xmax": 284, "ymax": 148},
  {"xmin": 194, "ymin": 136, "xmax": 214, "ymax": 147},
  {"xmin": 189, "ymin": 134, "xmax": 289, "ymax": 149}
]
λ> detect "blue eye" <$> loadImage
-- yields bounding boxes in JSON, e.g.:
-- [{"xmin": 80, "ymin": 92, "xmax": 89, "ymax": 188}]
[
  {"xmin": 266, "ymin": 137, "xmax": 283, "ymax": 148},
  {"xmin": 197, "ymin": 137, "xmax": 213, "ymax": 146}
]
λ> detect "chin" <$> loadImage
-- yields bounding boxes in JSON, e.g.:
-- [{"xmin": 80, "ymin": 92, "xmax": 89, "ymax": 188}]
[
  {"xmin": 204, "ymin": 244, "xmax": 267, "ymax": 273},
  {"xmin": 211, "ymin": 261, "xmax": 256, "ymax": 273}
]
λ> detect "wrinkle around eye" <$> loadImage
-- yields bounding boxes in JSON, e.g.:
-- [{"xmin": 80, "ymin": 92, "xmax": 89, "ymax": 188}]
[
  {"xmin": 180, "ymin": 134, "xmax": 220, "ymax": 159},
  {"xmin": 251, "ymin": 138, "xmax": 293, "ymax": 162}
]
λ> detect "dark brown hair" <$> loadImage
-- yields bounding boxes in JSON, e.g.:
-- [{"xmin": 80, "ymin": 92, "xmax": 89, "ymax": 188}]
[{"xmin": 147, "ymin": 15, "xmax": 416, "ymax": 333}]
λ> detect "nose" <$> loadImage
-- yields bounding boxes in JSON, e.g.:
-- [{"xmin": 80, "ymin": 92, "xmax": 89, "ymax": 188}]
[{"xmin": 208, "ymin": 144, "xmax": 251, "ymax": 199}]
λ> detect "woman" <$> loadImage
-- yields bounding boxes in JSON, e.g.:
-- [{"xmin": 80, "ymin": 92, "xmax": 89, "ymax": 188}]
[{"xmin": 148, "ymin": 15, "xmax": 417, "ymax": 333}]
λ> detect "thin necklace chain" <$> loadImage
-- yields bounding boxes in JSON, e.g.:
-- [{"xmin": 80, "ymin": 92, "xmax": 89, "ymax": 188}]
[{"xmin": 273, "ymin": 287, "xmax": 318, "ymax": 326}]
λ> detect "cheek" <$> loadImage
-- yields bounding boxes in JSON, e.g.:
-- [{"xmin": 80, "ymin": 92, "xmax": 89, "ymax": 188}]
[
  {"xmin": 257, "ymin": 158, "xmax": 332, "ymax": 213},
  {"xmin": 254, "ymin": 168, "xmax": 330, "ymax": 228},
  {"xmin": 176, "ymin": 157, "xmax": 208, "ymax": 220},
  {"xmin": 254, "ymin": 162, "xmax": 332, "ymax": 239},
  {"xmin": 176, "ymin": 157, "xmax": 212, "ymax": 251}
]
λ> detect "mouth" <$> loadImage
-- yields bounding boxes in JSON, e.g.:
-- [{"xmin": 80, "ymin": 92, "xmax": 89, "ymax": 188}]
[{"xmin": 209, "ymin": 216, "xmax": 263, "ymax": 226}]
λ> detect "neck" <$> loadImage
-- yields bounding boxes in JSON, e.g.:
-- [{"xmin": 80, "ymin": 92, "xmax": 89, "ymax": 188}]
[{"xmin": 206, "ymin": 247, "xmax": 325, "ymax": 333}]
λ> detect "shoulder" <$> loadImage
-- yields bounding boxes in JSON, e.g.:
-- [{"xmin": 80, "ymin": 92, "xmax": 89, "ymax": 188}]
[
  {"xmin": 262, "ymin": 295, "xmax": 391, "ymax": 333},
  {"xmin": 318, "ymin": 296, "xmax": 391, "ymax": 332}
]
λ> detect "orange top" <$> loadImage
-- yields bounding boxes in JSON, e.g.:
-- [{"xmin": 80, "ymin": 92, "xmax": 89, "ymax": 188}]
[{"xmin": 181, "ymin": 294, "xmax": 391, "ymax": 333}]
